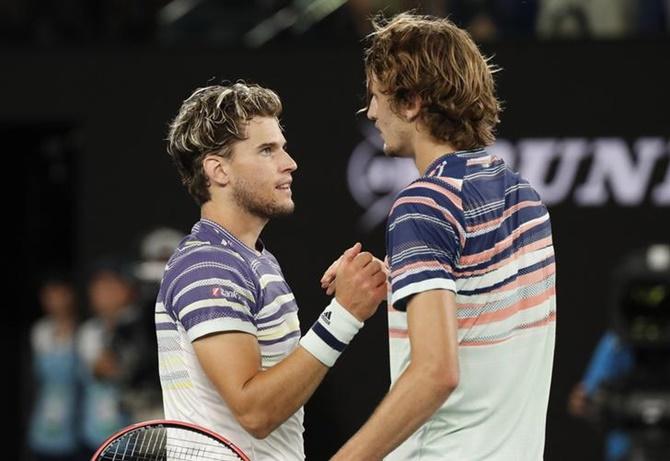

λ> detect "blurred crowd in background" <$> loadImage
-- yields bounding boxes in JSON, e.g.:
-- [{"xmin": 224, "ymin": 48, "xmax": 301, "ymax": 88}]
[
  {"xmin": 26, "ymin": 228, "xmax": 184, "ymax": 461},
  {"xmin": 0, "ymin": 0, "xmax": 669, "ymax": 47},
  {"xmin": 12, "ymin": 1, "xmax": 670, "ymax": 461}
]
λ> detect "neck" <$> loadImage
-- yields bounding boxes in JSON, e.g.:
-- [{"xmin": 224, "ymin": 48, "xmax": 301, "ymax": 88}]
[
  {"xmin": 412, "ymin": 132, "xmax": 457, "ymax": 175},
  {"xmin": 201, "ymin": 199, "xmax": 267, "ymax": 250}
]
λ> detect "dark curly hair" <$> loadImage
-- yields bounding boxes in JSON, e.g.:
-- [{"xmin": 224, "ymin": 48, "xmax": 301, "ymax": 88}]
[{"xmin": 364, "ymin": 13, "xmax": 502, "ymax": 150}]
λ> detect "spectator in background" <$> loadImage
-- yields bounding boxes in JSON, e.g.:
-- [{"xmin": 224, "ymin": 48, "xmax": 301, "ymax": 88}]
[
  {"xmin": 567, "ymin": 331, "xmax": 634, "ymax": 461},
  {"xmin": 76, "ymin": 259, "xmax": 139, "ymax": 452},
  {"xmin": 133, "ymin": 227, "xmax": 185, "ymax": 299},
  {"xmin": 129, "ymin": 227, "xmax": 186, "ymax": 420},
  {"xmin": 568, "ymin": 244, "xmax": 670, "ymax": 461},
  {"xmin": 536, "ymin": 0, "xmax": 669, "ymax": 38},
  {"xmin": 348, "ymin": 0, "xmax": 447, "ymax": 36},
  {"xmin": 447, "ymin": 0, "xmax": 538, "ymax": 41},
  {"xmin": 536, "ymin": 0, "xmax": 634, "ymax": 38},
  {"xmin": 348, "ymin": 1, "xmax": 538, "ymax": 41},
  {"xmin": 27, "ymin": 273, "xmax": 81, "ymax": 461}
]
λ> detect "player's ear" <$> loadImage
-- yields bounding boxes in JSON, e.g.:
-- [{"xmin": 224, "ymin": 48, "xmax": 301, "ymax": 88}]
[
  {"xmin": 202, "ymin": 154, "xmax": 230, "ymax": 187},
  {"xmin": 402, "ymin": 93, "xmax": 422, "ymax": 121}
]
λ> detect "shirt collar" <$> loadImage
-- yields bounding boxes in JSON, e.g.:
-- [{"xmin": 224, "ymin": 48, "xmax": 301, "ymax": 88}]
[
  {"xmin": 196, "ymin": 218, "xmax": 265, "ymax": 255},
  {"xmin": 424, "ymin": 147, "xmax": 487, "ymax": 176}
]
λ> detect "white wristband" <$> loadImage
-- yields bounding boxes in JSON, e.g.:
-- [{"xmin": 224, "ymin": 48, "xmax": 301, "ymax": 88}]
[{"xmin": 300, "ymin": 298, "xmax": 364, "ymax": 367}]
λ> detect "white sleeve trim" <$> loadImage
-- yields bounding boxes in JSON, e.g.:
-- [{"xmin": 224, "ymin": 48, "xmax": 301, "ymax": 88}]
[
  {"xmin": 187, "ymin": 318, "xmax": 257, "ymax": 342},
  {"xmin": 391, "ymin": 278, "xmax": 457, "ymax": 308}
]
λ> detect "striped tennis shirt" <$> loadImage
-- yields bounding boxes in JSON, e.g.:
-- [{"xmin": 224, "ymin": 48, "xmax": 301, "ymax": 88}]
[
  {"xmin": 386, "ymin": 148, "xmax": 556, "ymax": 461},
  {"xmin": 155, "ymin": 218, "xmax": 304, "ymax": 460}
]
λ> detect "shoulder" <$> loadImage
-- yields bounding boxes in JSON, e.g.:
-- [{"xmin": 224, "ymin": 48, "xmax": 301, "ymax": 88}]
[
  {"xmin": 165, "ymin": 243, "xmax": 256, "ymax": 289},
  {"xmin": 31, "ymin": 317, "xmax": 51, "ymax": 335},
  {"xmin": 259, "ymin": 248, "xmax": 282, "ymax": 269},
  {"xmin": 77, "ymin": 318, "xmax": 102, "ymax": 342},
  {"xmin": 388, "ymin": 177, "xmax": 466, "ymax": 230},
  {"xmin": 160, "ymin": 243, "xmax": 262, "ymax": 317},
  {"xmin": 392, "ymin": 177, "xmax": 464, "ymax": 212},
  {"xmin": 76, "ymin": 319, "xmax": 105, "ymax": 363},
  {"xmin": 30, "ymin": 318, "xmax": 52, "ymax": 351}
]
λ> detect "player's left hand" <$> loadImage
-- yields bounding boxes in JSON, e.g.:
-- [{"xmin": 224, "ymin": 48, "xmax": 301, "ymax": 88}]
[{"xmin": 320, "ymin": 256, "xmax": 341, "ymax": 295}]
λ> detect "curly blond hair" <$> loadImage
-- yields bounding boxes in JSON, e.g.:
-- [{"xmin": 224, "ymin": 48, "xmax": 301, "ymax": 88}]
[
  {"xmin": 167, "ymin": 83, "xmax": 282, "ymax": 205},
  {"xmin": 364, "ymin": 13, "xmax": 501, "ymax": 150}
]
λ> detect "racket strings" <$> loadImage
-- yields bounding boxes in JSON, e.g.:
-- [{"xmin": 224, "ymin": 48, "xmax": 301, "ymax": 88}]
[
  {"xmin": 99, "ymin": 427, "xmax": 243, "ymax": 461},
  {"xmin": 99, "ymin": 452, "xmax": 241, "ymax": 461},
  {"xmin": 99, "ymin": 450, "xmax": 241, "ymax": 461},
  {"xmin": 101, "ymin": 443, "xmax": 241, "ymax": 461}
]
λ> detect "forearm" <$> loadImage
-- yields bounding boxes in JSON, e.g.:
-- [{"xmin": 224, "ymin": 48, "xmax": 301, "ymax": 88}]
[
  {"xmin": 334, "ymin": 290, "xmax": 459, "ymax": 459},
  {"xmin": 334, "ymin": 362, "xmax": 454, "ymax": 460},
  {"xmin": 242, "ymin": 273, "xmax": 384, "ymax": 436},
  {"xmin": 238, "ymin": 293, "xmax": 369, "ymax": 434},
  {"xmin": 237, "ymin": 346, "xmax": 328, "ymax": 436},
  {"xmin": 240, "ymin": 296, "xmax": 366, "ymax": 433}
]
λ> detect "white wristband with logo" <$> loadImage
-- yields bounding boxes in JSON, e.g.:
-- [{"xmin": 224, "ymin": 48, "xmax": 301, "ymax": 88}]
[{"xmin": 299, "ymin": 298, "xmax": 364, "ymax": 367}]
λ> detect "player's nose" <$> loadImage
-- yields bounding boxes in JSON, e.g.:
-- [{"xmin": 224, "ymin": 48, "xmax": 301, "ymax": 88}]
[
  {"xmin": 367, "ymin": 103, "xmax": 376, "ymax": 121},
  {"xmin": 283, "ymin": 150, "xmax": 298, "ymax": 172}
]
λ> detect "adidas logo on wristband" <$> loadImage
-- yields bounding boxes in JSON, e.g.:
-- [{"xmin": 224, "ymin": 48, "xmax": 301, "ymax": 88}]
[
  {"xmin": 299, "ymin": 298, "xmax": 364, "ymax": 367},
  {"xmin": 321, "ymin": 310, "xmax": 332, "ymax": 325}
]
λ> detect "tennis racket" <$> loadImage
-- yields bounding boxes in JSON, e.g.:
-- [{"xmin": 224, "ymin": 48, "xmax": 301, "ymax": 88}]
[{"xmin": 90, "ymin": 419, "xmax": 251, "ymax": 461}]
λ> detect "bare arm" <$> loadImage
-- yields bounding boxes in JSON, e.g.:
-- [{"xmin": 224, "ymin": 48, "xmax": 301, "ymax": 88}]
[
  {"xmin": 331, "ymin": 289, "xmax": 460, "ymax": 460},
  {"xmin": 193, "ymin": 332, "xmax": 327, "ymax": 439},
  {"xmin": 194, "ymin": 243, "xmax": 387, "ymax": 439}
]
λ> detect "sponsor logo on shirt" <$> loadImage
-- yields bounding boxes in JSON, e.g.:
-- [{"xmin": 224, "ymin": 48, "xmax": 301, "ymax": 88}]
[{"xmin": 212, "ymin": 287, "xmax": 241, "ymax": 300}]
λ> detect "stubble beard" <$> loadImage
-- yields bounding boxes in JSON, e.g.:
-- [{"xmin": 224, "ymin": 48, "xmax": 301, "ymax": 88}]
[
  {"xmin": 232, "ymin": 178, "xmax": 295, "ymax": 220},
  {"xmin": 380, "ymin": 125, "xmax": 412, "ymax": 158}
]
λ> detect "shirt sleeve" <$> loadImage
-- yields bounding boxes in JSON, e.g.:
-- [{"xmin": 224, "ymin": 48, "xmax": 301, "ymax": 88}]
[
  {"xmin": 167, "ymin": 247, "xmax": 259, "ymax": 342},
  {"xmin": 386, "ymin": 179, "xmax": 465, "ymax": 311}
]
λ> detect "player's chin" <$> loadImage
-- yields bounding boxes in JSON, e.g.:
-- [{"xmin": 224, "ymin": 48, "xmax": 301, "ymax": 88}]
[
  {"xmin": 283, "ymin": 200, "xmax": 295, "ymax": 213},
  {"xmin": 272, "ymin": 200, "xmax": 295, "ymax": 217}
]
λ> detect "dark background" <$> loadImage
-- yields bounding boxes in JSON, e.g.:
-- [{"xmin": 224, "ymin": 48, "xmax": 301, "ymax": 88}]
[{"xmin": 6, "ymin": 40, "xmax": 670, "ymax": 460}]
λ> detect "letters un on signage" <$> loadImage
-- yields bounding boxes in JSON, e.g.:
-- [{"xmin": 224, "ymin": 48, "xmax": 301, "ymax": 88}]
[{"xmin": 348, "ymin": 131, "xmax": 669, "ymax": 231}]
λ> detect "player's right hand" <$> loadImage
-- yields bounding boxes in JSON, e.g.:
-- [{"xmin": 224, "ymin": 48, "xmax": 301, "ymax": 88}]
[
  {"xmin": 334, "ymin": 242, "xmax": 387, "ymax": 322},
  {"xmin": 321, "ymin": 250, "xmax": 389, "ymax": 297}
]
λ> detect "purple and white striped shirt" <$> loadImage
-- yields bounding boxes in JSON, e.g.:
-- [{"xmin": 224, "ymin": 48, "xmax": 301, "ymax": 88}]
[{"xmin": 155, "ymin": 218, "xmax": 304, "ymax": 460}]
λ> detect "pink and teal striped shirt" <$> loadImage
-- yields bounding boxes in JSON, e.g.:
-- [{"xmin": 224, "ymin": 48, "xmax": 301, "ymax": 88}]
[{"xmin": 385, "ymin": 148, "xmax": 556, "ymax": 461}]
